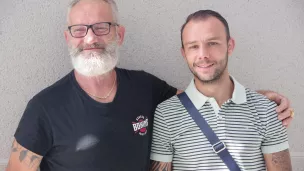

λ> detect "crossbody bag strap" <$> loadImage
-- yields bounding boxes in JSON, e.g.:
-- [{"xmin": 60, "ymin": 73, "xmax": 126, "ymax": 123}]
[{"xmin": 177, "ymin": 92, "xmax": 241, "ymax": 171}]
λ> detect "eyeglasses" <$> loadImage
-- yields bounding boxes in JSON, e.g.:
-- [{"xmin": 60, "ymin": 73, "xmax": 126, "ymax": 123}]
[{"xmin": 68, "ymin": 22, "xmax": 119, "ymax": 38}]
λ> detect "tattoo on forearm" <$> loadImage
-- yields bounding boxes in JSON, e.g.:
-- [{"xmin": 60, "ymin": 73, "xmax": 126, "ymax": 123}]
[
  {"xmin": 11, "ymin": 140, "xmax": 42, "ymax": 169},
  {"xmin": 272, "ymin": 149, "xmax": 292, "ymax": 171},
  {"xmin": 11, "ymin": 140, "xmax": 22, "ymax": 152},
  {"xmin": 150, "ymin": 161, "xmax": 171, "ymax": 171},
  {"xmin": 19, "ymin": 150, "xmax": 28, "ymax": 161}
]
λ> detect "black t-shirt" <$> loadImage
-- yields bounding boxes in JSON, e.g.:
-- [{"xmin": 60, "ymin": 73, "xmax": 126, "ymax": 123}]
[{"xmin": 14, "ymin": 68, "xmax": 177, "ymax": 171}]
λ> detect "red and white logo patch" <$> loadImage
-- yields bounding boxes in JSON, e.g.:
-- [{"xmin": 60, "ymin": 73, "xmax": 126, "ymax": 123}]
[{"xmin": 132, "ymin": 115, "xmax": 148, "ymax": 136}]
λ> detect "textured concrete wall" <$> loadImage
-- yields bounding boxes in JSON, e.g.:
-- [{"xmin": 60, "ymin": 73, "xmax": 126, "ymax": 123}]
[{"xmin": 1, "ymin": 0, "xmax": 303, "ymax": 169}]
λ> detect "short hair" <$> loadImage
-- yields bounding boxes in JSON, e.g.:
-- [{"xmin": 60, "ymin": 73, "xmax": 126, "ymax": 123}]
[
  {"xmin": 67, "ymin": 0, "xmax": 119, "ymax": 23},
  {"xmin": 180, "ymin": 10, "xmax": 230, "ymax": 48}
]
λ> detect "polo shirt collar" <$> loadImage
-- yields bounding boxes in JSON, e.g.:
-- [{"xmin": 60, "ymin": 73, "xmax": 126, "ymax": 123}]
[{"xmin": 185, "ymin": 76, "xmax": 247, "ymax": 109}]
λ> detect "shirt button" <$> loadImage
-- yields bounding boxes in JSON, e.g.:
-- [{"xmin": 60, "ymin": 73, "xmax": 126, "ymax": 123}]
[{"xmin": 218, "ymin": 115, "xmax": 223, "ymax": 120}]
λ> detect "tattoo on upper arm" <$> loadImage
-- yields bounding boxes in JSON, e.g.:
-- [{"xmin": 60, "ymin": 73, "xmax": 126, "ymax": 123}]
[
  {"xmin": 11, "ymin": 140, "xmax": 42, "ymax": 169},
  {"xmin": 271, "ymin": 149, "xmax": 292, "ymax": 171},
  {"xmin": 150, "ymin": 160, "xmax": 172, "ymax": 171}
]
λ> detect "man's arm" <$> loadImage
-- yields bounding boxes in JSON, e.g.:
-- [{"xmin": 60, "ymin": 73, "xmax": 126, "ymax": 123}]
[
  {"xmin": 178, "ymin": 89, "xmax": 293, "ymax": 126},
  {"xmin": 6, "ymin": 139, "xmax": 42, "ymax": 171},
  {"xmin": 264, "ymin": 149, "xmax": 292, "ymax": 171},
  {"xmin": 150, "ymin": 160, "xmax": 172, "ymax": 171},
  {"xmin": 257, "ymin": 90, "xmax": 293, "ymax": 127}
]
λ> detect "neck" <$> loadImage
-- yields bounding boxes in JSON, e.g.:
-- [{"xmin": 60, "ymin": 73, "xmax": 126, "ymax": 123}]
[
  {"xmin": 75, "ymin": 69, "xmax": 117, "ymax": 102},
  {"xmin": 194, "ymin": 71, "xmax": 234, "ymax": 107}
]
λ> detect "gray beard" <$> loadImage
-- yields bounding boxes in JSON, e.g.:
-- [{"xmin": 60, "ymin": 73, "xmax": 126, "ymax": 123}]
[{"xmin": 69, "ymin": 41, "xmax": 119, "ymax": 77}]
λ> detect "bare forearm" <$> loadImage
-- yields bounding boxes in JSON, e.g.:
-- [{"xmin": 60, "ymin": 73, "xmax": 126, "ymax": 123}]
[
  {"xmin": 6, "ymin": 139, "xmax": 42, "ymax": 171},
  {"xmin": 264, "ymin": 149, "xmax": 292, "ymax": 171},
  {"xmin": 150, "ymin": 160, "xmax": 172, "ymax": 171}
]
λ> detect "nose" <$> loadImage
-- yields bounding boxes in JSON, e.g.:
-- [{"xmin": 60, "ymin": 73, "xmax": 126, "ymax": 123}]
[
  {"xmin": 198, "ymin": 45, "xmax": 210, "ymax": 59},
  {"xmin": 84, "ymin": 28, "xmax": 99, "ymax": 45}
]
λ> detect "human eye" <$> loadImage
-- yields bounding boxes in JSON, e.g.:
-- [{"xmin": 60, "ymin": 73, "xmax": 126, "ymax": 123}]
[
  {"xmin": 71, "ymin": 26, "xmax": 86, "ymax": 33},
  {"xmin": 93, "ymin": 23, "xmax": 109, "ymax": 33},
  {"xmin": 189, "ymin": 45, "xmax": 199, "ymax": 49},
  {"xmin": 208, "ymin": 42, "xmax": 218, "ymax": 46}
]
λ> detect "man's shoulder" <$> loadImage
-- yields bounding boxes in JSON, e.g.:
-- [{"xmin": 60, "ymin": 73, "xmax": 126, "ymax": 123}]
[
  {"xmin": 31, "ymin": 71, "xmax": 73, "ymax": 104},
  {"xmin": 117, "ymin": 67, "xmax": 156, "ymax": 80},
  {"xmin": 245, "ymin": 88, "xmax": 277, "ymax": 111},
  {"xmin": 156, "ymin": 95, "xmax": 183, "ymax": 111},
  {"xmin": 116, "ymin": 67, "xmax": 147, "ymax": 77},
  {"xmin": 117, "ymin": 67, "xmax": 169, "ymax": 90}
]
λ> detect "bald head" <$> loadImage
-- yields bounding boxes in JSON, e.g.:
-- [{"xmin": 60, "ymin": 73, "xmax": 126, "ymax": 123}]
[{"xmin": 67, "ymin": 0, "xmax": 119, "ymax": 24}]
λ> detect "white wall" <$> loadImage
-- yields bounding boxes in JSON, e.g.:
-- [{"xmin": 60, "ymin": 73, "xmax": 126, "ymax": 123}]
[{"xmin": 0, "ymin": 0, "xmax": 303, "ymax": 170}]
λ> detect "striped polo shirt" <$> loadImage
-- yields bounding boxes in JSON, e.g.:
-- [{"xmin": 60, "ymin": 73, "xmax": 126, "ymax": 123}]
[{"xmin": 150, "ymin": 77, "xmax": 289, "ymax": 171}]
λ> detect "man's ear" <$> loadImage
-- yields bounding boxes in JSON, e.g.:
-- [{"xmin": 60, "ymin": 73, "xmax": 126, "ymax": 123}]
[
  {"xmin": 227, "ymin": 37, "xmax": 235, "ymax": 56},
  {"xmin": 181, "ymin": 47, "xmax": 186, "ymax": 60},
  {"xmin": 117, "ymin": 25, "xmax": 125, "ymax": 45},
  {"xmin": 64, "ymin": 30, "xmax": 69, "ymax": 44}
]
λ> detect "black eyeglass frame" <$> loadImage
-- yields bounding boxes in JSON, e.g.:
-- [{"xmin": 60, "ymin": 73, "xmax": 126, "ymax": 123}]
[{"xmin": 68, "ymin": 22, "xmax": 119, "ymax": 38}]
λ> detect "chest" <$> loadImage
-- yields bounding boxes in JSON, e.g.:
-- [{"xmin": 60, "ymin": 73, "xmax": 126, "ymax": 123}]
[
  {"xmin": 44, "ymin": 92, "xmax": 155, "ymax": 169},
  {"xmin": 171, "ymin": 105, "xmax": 264, "ymax": 156}
]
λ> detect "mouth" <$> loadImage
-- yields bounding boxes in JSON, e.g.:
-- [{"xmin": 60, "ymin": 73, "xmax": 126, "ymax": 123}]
[
  {"xmin": 195, "ymin": 63, "xmax": 214, "ymax": 68},
  {"xmin": 83, "ymin": 47, "xmax": 104, "ymax": 51}
]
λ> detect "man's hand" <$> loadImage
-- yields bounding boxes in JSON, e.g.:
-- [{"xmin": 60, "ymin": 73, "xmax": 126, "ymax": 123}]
[
  {"xmin": 257, "ymin": 90, "xmax": 293, "ymax": 127},
  {"xmin": 176, "ymin": 89, "xmax": 183, "ymax": 95}
]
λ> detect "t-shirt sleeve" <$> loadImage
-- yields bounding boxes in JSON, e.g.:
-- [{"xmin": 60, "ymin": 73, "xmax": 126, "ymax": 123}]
[
  {"xmin": 261, "ymin": 101, "xmax": 289, "ymax": 154},
  {"xmin": 150, "ymin": 106, "xmax": 174, "ymax": 162},
  {"xmin": 145, "ymin": 72, "xmax": 177, "ymax": 105},
  {"xmin": 14, "ymin": 97, "xmax": 53, "ymax": 156}
]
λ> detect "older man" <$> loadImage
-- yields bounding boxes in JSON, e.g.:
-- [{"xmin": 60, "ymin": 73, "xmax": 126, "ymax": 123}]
[{"xmin": 6, "ymin": 1, "xmax": 293, "ymax": 171}]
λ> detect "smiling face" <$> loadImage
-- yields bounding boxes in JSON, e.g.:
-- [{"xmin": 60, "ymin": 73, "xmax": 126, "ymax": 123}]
[
  {"xmin": 64, "ymin": 0, "xmax": 125, "ymax": 76},
  {"xmin": 181, "ymin": 16, "xmax": 235, "ymax": 83}
]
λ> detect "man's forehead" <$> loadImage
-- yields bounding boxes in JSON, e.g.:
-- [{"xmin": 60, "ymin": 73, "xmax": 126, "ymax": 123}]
[
  {"xmin": 72, "ymin": 0, "xmax": 107, "ymax": 7},
  {"xmin": 70, "ymin": 0, "xmax": 111, "ymax": 15},
  {"xmin": 186, "ymin": 18, "xmax": 225, "ymax": 32},
  {"xmin": 68, "ymin": 0, "xmax": 113, "ymax": 24},
  {"xmin": 183, "ymin": 19, "xmax": 226, "ymax": 41}
]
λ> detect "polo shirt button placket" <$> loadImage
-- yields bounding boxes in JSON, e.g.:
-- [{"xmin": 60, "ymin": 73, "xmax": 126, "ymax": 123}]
[
  {"xmin": 218, "ymin": 115, "xmax": 223, "ymax": 120},
  {"xmin": 221, "ymin": 104, "xmax": 228, "ymax": 138}
]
